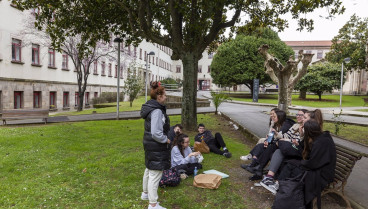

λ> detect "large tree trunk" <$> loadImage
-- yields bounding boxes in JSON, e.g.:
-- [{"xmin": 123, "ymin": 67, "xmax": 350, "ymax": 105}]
[
  {"xmin": 278, "ymin": 74, "xmax": 289, "ymax": 112},
  {"xmin": 299, "ymin": 90, "xmax": 306, "ymax": 99},
  {"xmin": 181, "ymin": 53, "xmax": 199, "ymax": 130}
]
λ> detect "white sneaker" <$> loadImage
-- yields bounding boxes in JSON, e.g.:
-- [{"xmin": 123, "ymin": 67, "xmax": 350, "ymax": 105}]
[
  {"xmin": 141, "ymin": 192, "xmax": 148, "ymax": 200},
  {"xmin": 240, "ymin": 154, "xmax": 252, "ymax": 161},
  {"xmin": 148, "ymin": 202, "xmax": 166, "ymax": 209}
]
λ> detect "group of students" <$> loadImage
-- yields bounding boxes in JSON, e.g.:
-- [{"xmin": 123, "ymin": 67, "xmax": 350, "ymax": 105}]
[
  {"xmin": 140, "ymin": 83, "xmax": 232, "ymax": 209},
  {"xmin": 240, "ymin": 108, "xmax": 336, "ymax": 208}
]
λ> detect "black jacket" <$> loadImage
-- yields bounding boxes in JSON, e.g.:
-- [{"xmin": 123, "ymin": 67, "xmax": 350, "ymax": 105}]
[
  {"xmin": 280, "ymin": 118, "xmax": 295, "ymax": 134},
  {"xmin": 194, "ymin": 130, "xmax": 213, "ymax": 144},
  {"xmin": 302, "ymin": 131, "xmax": 336, "ymax": 205},
  {"xmin": 140, "ymin": 99, "xmax": 171, "ymax": 170}
]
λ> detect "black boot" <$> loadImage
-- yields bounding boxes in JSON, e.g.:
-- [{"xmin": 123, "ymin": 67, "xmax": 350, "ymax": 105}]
[{"xmin": 248, "ymin": 168, "xmax": 263, "ymax": 181}]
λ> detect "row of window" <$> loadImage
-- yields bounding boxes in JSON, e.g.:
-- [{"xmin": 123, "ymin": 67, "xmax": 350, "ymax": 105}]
[
  {"xmin": 13, "ymin": 91, "xmax": 97, "ymax": 109},
  {"xmin": 174, "ymin": 65, "xmax": 211, "ymax": 73},
  {"xmin": 294, "ymin": 50, "xmax": 324, "ymax": 59}
]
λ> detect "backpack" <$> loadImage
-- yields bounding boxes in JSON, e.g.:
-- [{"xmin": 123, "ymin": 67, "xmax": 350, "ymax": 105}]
[{"xmin": 159, "ymin": 167, "xmax": 181, "ymax": 187}]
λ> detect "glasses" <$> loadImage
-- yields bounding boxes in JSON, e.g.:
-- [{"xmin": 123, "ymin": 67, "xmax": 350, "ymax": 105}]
[{"xmin": 296, "ymin": 114, "xmax": 304, "ymax": 117}]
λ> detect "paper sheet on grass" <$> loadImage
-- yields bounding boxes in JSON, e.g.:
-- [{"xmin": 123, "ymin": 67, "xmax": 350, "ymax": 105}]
[{"xmin": 203, "ymin": 170, "xmax": 229, "ymax": 178}]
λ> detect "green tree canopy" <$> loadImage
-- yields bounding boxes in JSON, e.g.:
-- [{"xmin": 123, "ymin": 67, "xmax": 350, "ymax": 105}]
[
  {"xmin": 14, "ymin": 0, "xmax": 345, "ymax": 130},
  {"xmin": 326, "ymin": 14, "xmax": 368, "ymax": 70},
  {"xmin": 295, "ymin": 62, "xmax": 344, "ymax": 100},
  {"xmin": 210, "ymin": 28, "xmax": 294, "ymax": 95}
]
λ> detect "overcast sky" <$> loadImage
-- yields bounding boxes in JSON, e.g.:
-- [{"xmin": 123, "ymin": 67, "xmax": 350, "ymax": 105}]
[{"xmin": 278, "ymin": 0, "xmax": 368, "ymax": 41}]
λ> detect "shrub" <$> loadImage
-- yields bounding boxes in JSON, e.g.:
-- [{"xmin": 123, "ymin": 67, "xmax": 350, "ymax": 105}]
[{"xmin": 91, "ymin": 92, "xmax": 125, "ymax": 105}]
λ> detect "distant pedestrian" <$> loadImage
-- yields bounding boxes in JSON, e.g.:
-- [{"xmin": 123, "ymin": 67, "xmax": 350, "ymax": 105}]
[{"xmin": 140, "ymin": 82, "xmax": 170, "ymax": 209}]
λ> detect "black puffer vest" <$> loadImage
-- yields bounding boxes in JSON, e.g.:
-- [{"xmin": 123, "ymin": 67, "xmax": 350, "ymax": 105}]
[{"xmin": 140, "ymin": 99, "xmax": 171, "ymax": 170}]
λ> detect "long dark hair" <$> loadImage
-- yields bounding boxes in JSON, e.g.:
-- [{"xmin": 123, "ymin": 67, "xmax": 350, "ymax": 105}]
[
  {"xmin": 273, "ymin": 110, "xmax": 286, "ymax": 131},
  {"xmin": 306, "ymin": 109, "xmax": 323, "ymax": 130},
  {"xmin": 172, "ymin": 133, "xmax": 189, "ymax": 157},
  {"xmin": 269, "ymin": 108, "xmax": 280, "ymax": 127},
  {"xmin": 302, "ymin": 120, "xmax": 323, "ymax": 160}
]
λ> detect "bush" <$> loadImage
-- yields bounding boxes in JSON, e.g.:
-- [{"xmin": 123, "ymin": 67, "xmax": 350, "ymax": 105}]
[{"xmin": 91, "ymin": 92, "xmax": 125, "ymax": 105}]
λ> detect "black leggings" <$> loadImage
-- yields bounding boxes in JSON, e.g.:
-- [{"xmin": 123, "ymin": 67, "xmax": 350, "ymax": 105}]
[
  {"xmin": 207, "ymin": 133, "xmax": 227, "ymax": 155},
  {"xmin": 173, "ymin": 163, "xmax": 202, "ymax": 175}
]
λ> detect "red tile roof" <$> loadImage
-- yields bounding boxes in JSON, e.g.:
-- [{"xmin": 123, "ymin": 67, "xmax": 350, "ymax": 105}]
[{"xmin": 284, "ymin": 40, "xmax": 332, "ymax": 47}]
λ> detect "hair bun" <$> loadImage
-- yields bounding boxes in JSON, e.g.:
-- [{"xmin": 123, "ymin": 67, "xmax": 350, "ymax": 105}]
[{"xmin": 151, "ymin": 81, "xmax": 159, "ymax": 89}]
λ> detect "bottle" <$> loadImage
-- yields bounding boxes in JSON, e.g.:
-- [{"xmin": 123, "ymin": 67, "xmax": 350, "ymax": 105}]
[
  {"xmin": 266, "ymin": 131, "xmax": 274, "ymax": 143},
  {"xmin": 194, "ymin": 167, "xmax": 198, "ymax": 176}
]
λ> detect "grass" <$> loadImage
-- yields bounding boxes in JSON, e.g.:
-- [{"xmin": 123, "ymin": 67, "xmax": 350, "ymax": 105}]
[
  {"xmin": 230, "ymin": 94, "xmax": 367, "ymax": 107},
  {"xmin": 53, "ymin": 96, "xmax": 145, "ymax": 116},
  {"xmin": 353, "ymin": 109, "xmax": 368, "ymax": 112},
  {"xmin": 0, "ymin": 114, "xmax": 252, "ymax": 209},
  {"xmin": 324, "ymin": 122, "xmax": 368, "ymax": 146}
]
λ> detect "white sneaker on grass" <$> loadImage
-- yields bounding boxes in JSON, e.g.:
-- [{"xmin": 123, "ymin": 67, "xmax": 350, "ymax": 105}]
[
  {"xmin": 141, "ymin": 192, "xmax": 148, "ymax": 200},
  {"xmin": 148, "ymin": 202, "xmax": 166, "ymax": 209},
  {"xmin": 260, "ymin": 177, "xmax": 279, "ymax": 195}
]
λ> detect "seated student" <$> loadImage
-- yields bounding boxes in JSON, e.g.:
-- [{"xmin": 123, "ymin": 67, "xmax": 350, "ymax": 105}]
[
  {"xmin": 194, "ymin": 123, "xmax": 232, "ymax": 158},
  {"xmin": 171, "ymin": 133, "xmax": 202, "ymax": 178},
  {"xmin": 167, "ymin": 124, "xmax": 183, "ymax": 146},
  {"xmin": 275, "ymin": 119, "xmax": 336, "ymax": 209},
  {"xmin": 259, "ymin": 109, "xmax": 307, "ymax": 194},
  {"xmin": 245, "ymin": 110, "xmax": 295, "ymax": 181},
  {"xmin": 240, "ymin": 107, "xmax": 279, "ymax": 161}
]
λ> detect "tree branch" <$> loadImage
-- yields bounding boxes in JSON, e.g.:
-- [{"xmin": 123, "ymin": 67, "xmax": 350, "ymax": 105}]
[{"xmin": 258, "ymin": 44, "xmax": 280, "ymax": 83}]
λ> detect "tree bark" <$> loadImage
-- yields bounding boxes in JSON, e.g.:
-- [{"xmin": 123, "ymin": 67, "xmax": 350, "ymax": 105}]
[
  {"xmin": 181, "ymin": 53, "xmax": 199, "ymax": 130},
  {"xmin": 299, "ymin": 90, "xmax": 306, "ymax": 99}
]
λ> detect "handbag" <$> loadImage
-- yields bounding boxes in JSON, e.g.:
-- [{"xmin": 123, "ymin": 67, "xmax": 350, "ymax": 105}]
[
  {"xmin": 194, "ymin": 140, "xmax": 210, "ymax": 154},
  {"xmin": 272, "ymin": 171, "xmax": 307, "ymax": 209},
  {"xmin": 193, "ymin": 174, "xmax": 222, "ymax": 189}
]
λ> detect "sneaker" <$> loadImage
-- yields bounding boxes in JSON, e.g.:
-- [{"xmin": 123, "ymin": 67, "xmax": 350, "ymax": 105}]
[
  {"xmin": 240, "ymin": 154, "xmax": 252, "ymax": 161},
  {"xmin": 248, "ymin": 174, "xmax": 262, "ymax": 181},
  {"xmin": 254, "ymin": 182, "xmax": 262, "ymax": 187},
  {"xmin": 148, "ymin": 202, "xmax": 166, "ymax": 209},
  {"xmin": 241, "ymin": 164, "xmax": 259, "ymax": 174},
  {"xmin": 141, "ymin": 192, "xmax": 148, "ymax": 200},
  {"xmin": 260, "ymin": 177, "xmax": 279, "ymax": 195},
  {"xmin": 180, "ymin": 173, "xmax": 188, "ymax": 180},
  {"xmin": 223, "ymin": 152, "xmax": 232, "ymax": 158}
]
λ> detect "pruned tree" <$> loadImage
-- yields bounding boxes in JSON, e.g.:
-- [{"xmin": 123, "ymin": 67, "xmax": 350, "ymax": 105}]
[
  {"xmin": 258, "ymin": 45, "xmax": 314, "ymax": 112},
  {"xmin": 15, "ymin": 0, "xmax": 345, "ymax": 130}
]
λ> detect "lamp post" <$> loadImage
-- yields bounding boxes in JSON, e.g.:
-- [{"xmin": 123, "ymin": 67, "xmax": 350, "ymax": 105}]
[
  {"xmin": 145, "ymin": 51, "xmax": 155, "ymax": 102},
  {"xmin": 340, "ymin": 57, "xmax": 351, "ymax": 109},
  {"xmin": 114, "ymin": 37, "xmax": 123, "ymax": 120}
]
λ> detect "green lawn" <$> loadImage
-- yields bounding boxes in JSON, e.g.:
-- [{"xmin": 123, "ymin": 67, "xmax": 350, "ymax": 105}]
[
  {"xmin": 324, "ymin": 122, "xmax": 368, "ymax": 146},
  {"xmin": 230, "ymin": 94, "xmax": 367, "ymax": 107},
  {"xmin": 0, "ymin": 114, "xmax": 252, "ymax": 208},
  {"xmin": 53, "ymin": 97, "xmax": 145, "ymax": 116},
  {"xmin": 353, "ymin": 109, "xmax": 368, "ymax": 112}
]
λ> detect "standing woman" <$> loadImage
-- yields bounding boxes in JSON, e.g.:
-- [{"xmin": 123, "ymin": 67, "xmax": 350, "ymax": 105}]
[{"xmin": 140, "ymin": 82, "xmax": 171, "ymax": 209}]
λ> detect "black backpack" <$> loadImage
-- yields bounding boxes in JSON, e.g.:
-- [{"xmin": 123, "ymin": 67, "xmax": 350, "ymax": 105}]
[{"xmin": 159, "ymin": 167, "xmax": 181, "ymax": 187}]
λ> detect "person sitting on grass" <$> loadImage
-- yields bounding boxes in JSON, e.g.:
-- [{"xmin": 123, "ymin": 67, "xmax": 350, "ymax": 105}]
[
  {"xmin": 244, "ymin": 110, "xmax": 295, "ymax": 181},
  {"xmin": 240, "ymin": 107, "xmax": 279, "ymax": 161},
  {"xmin": 171, "ymin": 133, "xmax": 202, "ymax": 179},
  {"xmin": 194, "ymin": 123, "xmax": 232, "ymax": 158},
  {"xmin": 167, "ymin": 124, "xmax": 183, "ymax": 146}
]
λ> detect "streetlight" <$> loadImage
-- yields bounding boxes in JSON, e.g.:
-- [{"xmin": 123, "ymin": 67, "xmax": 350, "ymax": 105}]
[
  {"xmin": 114, "ymin": 37, "xmax": 123, "ymax": 120},
  {"xmin": 145, "ymin": 51, "xmax": 155, "ymax": 102},
  {"xmin": 340, "ymin": 57, "xmax": 351, "ymax": 108}
]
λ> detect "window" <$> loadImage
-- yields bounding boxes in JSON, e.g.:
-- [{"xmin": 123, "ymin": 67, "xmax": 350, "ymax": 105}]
[
  {"xmin": 198, "ymin": 65, "xmax": 202, "ymax": 73},
  {"xmin": 101, "ymin": 62, "xmax": 106, "ymax": 75},
  {"xmin": 306, "ymin": 50, "xmax": 312, "ymax": 54},
  {"xmin": 108, "ymin": 63, "xmax": 112, "ymax": 76},
  {"xmin": 153, "ymin": 56, "xmax": 155, "ymax": 65},
  {"xmin": 144, "ymin": 51, "xmax": 147, "ymax": 61},
  {"xmin": 48, "ymin": 48, "xmax": 55, "ymax": 67},
  {"xmin": 208, "ymin": 66, "xmax": 211, "ymax": 73},
  {"xmin": 49, "ymin": 92, "xmax": 56, "ymax": 107},
  {"xmin": 85, "ymin": 92, "xmax": 90, "ymax": 105},
  {"xmin": 33, "ymin": 91, "xmax": 41, "ymax": 108},
  {"xmin": 94, "ymin": 92, "xmax": 98, "ymax": 98},
  {"xmin": 115, "ymin": 65, "xmax": 118, "ymax": 77},
  {"xmin": 156, "ymin": 57, "xmax": 158, "ymax": 66},
  {"xmin": 140, "ymin": 48, "xmax": 142, "ymax": 59},
  {"xmin": 134, "ymin": 47, "xmax": 137, "ymax": 57},
  {"xmin": 62, "ymin": 53, "xmax": 68, "ymax": 69},
  {"xmin": 208, "ymin": 52, "xmax": 213, "ymax": 59},
  {"xmin": 14, "ymin": 91, "xmax": 23, "ymax": 109},
  {"xmin": 149, "ymin": 56, "xmax": 151, "ymax": 63},
  {"xmin": 120, "ymin": 66, "xmax": 123, "ymax": 78},
  {"xmin": 317, "ymin": 50, "xmax": 323, "ymax": 59},
  {"xmin": 93, "ymin": 61, "xmax": 98, "ymax": 74},
  {"xmin": 63, "ymin": 92, "xmax": 69, "ymax": 107},
  {"xmin": 176, "ymin": 65, "xmax": 181, "ymax": 73},
  {"xmin": 12, "ymin": 39, "xmax": 22, "ymax": 62},
  {"xmin": 32, "ymin": 44, "xmax": 40, "ymax": 65},
  {"xmin": 75, "ymin": 92, "xmax": 79, "ymax": 106}
]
